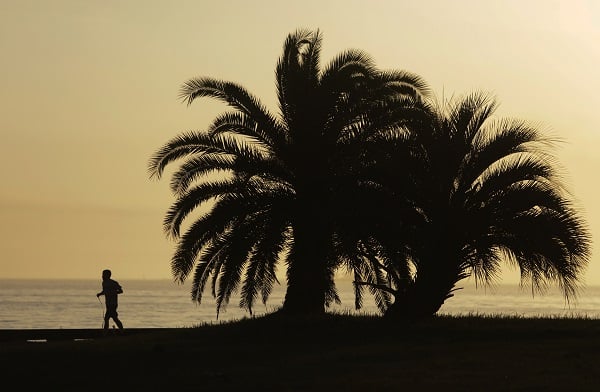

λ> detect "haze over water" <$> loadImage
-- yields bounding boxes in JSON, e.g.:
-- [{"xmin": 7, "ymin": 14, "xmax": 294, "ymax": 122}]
[{"xmin": 2, "ymin": 279, "xmax": 599, "ymax": 330}]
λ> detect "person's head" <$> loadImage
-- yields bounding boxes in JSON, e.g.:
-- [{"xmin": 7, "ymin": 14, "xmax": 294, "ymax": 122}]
[{"xmin": 102, "ymin": 269, "xmax": 111, "ymax": 280}]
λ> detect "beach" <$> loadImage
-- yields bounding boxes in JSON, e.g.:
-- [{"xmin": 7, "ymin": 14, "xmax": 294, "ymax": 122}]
[{"xmin": 2, "ymin": 314, "xmax": 599, "ymax": 391}]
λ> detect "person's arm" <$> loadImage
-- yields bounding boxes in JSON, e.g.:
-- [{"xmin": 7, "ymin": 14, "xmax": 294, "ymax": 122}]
[
  {"xmin": 97, "ymin": 281, "xmax": 106, "ymax": 297},
  {"xmin": 117, "ymin": 283, "xmax": 123, "ymax": 295}
]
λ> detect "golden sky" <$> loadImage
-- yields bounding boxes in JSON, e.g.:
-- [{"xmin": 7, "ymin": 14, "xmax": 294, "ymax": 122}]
[{"xmin": 1, "ymin": 0, "xmax": 598, "ymax": 286}]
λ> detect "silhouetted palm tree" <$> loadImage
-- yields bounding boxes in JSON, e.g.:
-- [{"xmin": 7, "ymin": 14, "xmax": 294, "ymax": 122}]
[
  {"xmin": 356, "ymin": 93, "xmax": 591, "ymax": 319},
  {"xmin": 148, "ymin": 29, "xmax": 428, "ymax": 316}
]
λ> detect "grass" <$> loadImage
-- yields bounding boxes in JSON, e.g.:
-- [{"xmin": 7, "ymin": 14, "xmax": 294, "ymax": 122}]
[{"xmin": 1, "ymin": 313, "xmax": 599, "ymax": 391}]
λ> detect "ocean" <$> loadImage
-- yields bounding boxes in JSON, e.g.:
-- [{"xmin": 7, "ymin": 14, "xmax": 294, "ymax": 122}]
[{"xmin": 1, "ymin": 279, "xmax": 599, "ymax": 329}]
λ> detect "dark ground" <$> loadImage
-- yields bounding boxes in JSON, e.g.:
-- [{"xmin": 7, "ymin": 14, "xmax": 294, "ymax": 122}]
[{"xmin": 1, "ymin": 314, "xmax": 599, "ymax": 391}]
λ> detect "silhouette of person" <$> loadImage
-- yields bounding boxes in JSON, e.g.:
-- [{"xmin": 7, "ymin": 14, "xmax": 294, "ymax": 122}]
[{"xmin": 96, "ymin": 269, "xmax": 124, "ymax": 331}]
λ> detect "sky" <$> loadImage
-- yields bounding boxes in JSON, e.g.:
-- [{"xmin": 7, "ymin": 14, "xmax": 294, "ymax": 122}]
[{"xmin": 0, "ymin": 0, "xmax": 598, "ymax": 288}]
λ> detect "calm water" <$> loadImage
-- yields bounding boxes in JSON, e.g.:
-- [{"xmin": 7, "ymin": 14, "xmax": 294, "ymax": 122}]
[{"xmin": 1, "ymin": 279, "xmax": 599, "ymax": 329}]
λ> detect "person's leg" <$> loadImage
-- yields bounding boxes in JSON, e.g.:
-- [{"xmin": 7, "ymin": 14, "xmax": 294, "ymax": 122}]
[
  {"xmin": 103, "ymin": 311, "xmax": 110, "ymax": 330},
  {"xmin": 110, "ymin": 306, "xmax": 124, "ymax": 330},
  {"xmin": 114, "ymin": 317, "xmax": 123, "ymax": 330},
  {"xmin": 105, "ymin": 306, "xmax": 118, "ymax": 329}
]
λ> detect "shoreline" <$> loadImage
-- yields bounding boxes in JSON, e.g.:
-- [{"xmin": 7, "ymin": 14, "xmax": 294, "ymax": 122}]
[{"xmin": 3, "ymin": 279, "xmax": 599, "ymax": 330}]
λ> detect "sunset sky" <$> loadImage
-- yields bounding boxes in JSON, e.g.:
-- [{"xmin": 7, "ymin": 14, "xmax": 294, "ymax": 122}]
[{"xmin": 1, "ymin": 0, "xmax": 598, "ymax": 288}]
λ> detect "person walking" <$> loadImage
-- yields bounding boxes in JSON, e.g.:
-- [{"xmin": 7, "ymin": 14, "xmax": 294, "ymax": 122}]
[{"xmin": 96, "ymin": 269, "xmax": 124, "ymax": 331}]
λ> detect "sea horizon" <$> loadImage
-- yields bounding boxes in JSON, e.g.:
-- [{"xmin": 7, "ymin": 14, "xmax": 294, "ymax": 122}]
[{"xmin": 1, "ymin": 278, "xmax": 599, "ymax": 330}]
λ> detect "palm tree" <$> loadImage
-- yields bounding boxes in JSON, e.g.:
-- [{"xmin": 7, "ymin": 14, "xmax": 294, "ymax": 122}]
[
  {"xmin": 148, "ymin": 29, "xmax": 428, "ymax": 316},
  {"xmin": 356, "ymin": 92, "xmax": 591, "ymax": 319}
]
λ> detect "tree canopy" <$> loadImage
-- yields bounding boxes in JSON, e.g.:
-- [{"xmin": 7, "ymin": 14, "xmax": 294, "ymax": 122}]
[{"xmin": 149, "ymin": 29, "xmax": 590, "ymax": 320}]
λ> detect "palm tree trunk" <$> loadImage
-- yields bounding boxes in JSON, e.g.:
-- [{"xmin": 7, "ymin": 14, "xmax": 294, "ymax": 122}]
[
  {"xmin": 385, "ymin": 253, "xmax": 463, "ymax": 320},
  {"xmin": 283, "ymin": 259, "xmax": 326, "ymax": 315},
  {"xmin": 282, "ymin": 207, "xmax": 328, "ymax": 315}
]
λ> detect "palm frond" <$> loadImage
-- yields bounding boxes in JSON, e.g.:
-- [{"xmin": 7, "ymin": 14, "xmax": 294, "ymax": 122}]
[
  {"xmin": 446, "ymin": 92, "xmax": 495, "ymax": 143},
  {"xmin": 179, "ymin": 77, "xmax": 287, "ymax": 147},
  {"xmin": 484, "ymin": 181, "xmax": 567, "ymax": 220},
  {"xmin": 464, "ymin": 154, "xmax": 557, "ymax": 210},
  {"xmin": 214, "ymin": 216, "xmax": 262, "ymax": 317},
  {"xmin": 210, "ymin": 132, "xmax": 271, "ymax": 162},
  {"xmin": 170, "ymin": 192, "xmax": 264, "ymax": 282},
  {"xmin": 302, "ymin": 28, "xmax": 322, "ymax": 85},
  {"xmin": 376, "ymin": 70, "xmax": 430, "ymax": 98},
  {"xmin": 148, "ymin": 131, "xmax": 215, "ymax": 179},
  {"xmin": 207, "ymin": 111, "xmax": 282, "ymax": 153},
  {"xmin": 461, "ymin": 93, "xmax": 497, "ymax": 144},
  {"xmin": 464, "ymin": 119, "xmax": 544, "ymax": 184},
  {"xmin": 169, "ymin": 155, "xmax": 236, "ymax": 196},
  {"xmin": 466, "ymin": 246, "xmax": 503, "ymax": 287},
  {"xmin": 471, "ymin": 190, "xmax": 590, "ymax": 302},
  {"xmin": 321, "ymin": 49, "xmax": 375, "ymax": 77},
  {"xmin": 189, "ymin": 226, "xmax": 234, "ymax": 303},
  {"xmin": 401, "ymin": 91, "xmax": 591, "ymax": 315},
  {"xmin": 171, "ymin": 215, "xmax": 230, "ymax": 285},
  {"xmin": 276, "ymin": 29, "xmax": 317, "ymax": 126},
  {"xmin": 240, "ymin": 210, "xmax": 291, "ymax": 313},
  {"xmin": 164, "ymin": 177, "xmax": 253, "ymax": 238},
  {"xmin": 201, "ymin": 224, "xmax": 238, "ymax": 300}
]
